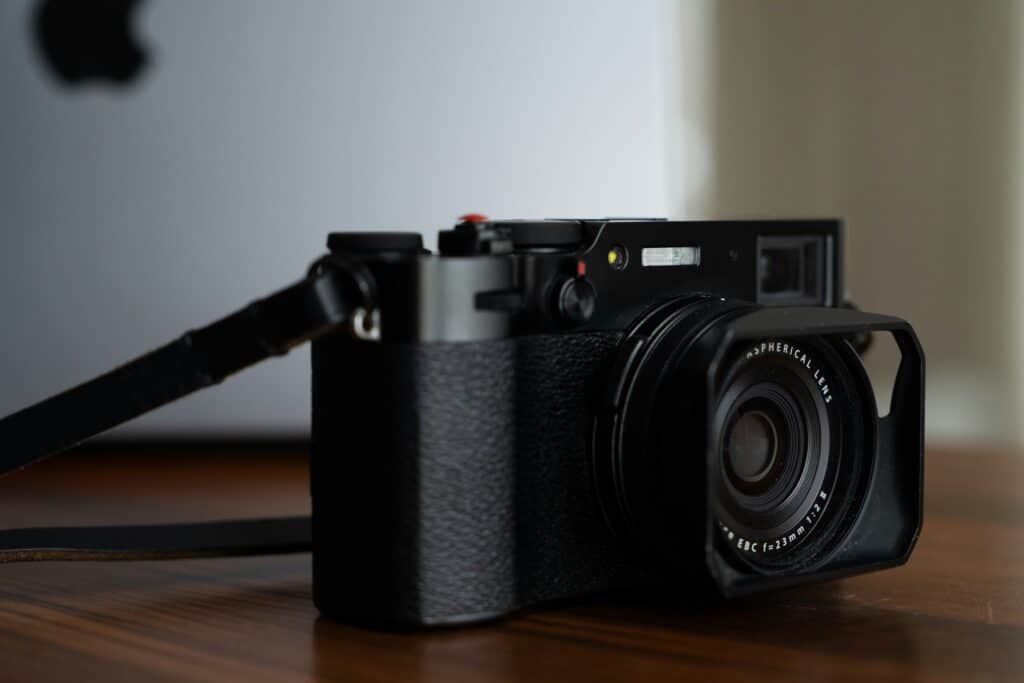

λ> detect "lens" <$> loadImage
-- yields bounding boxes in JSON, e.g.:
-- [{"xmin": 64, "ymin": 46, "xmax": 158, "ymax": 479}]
[
  {"xmin": 726, "ymin": 411, "xmax": 775, "ymax": 480},
  {"xmin": 706, "ymin": 335, "xmax": 879, "ymax": 573},
  {"xmin": 723, "ymin": 403, "xmax": 784, "ymax": 495},
  {"xmin": 712, "ymin": 362, "xmax": 827, "ymax": 552}
]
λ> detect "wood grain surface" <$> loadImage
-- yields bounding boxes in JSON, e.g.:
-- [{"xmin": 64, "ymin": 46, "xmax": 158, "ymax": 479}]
[{"xmin": 0, "ymin": 445, "xmax": 1019, "ymax": 682}]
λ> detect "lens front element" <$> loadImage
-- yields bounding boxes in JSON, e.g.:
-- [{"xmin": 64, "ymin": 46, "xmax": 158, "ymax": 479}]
[{"xmin": 724, "ymin": 402, "xmax": 785, "ymax": 495}]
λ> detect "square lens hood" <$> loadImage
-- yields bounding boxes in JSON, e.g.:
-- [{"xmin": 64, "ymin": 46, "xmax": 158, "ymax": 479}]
[{"xmin": 702, "ymin": 306, "xmax": 925, "ymax": 596}]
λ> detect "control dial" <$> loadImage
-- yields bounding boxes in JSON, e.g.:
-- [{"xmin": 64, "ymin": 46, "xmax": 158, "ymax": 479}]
[{"xmin": 556, "ymin": 276, "xmax": 597, "ymax": 323}]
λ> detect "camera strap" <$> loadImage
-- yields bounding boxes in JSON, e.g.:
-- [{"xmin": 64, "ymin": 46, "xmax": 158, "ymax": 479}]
[{"xmin": 0, "ymin": 255, "xmax": 376, "ymax": 562}]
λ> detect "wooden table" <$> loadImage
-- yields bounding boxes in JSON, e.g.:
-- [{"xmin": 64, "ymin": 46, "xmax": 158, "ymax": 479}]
[{"xmin": 0, "ymin": 445, "xmax": 1018, "ymax": 682}]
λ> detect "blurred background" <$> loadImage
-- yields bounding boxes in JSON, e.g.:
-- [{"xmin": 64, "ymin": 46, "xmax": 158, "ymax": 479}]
[{"xmin": 0, "ymin": 0, "xmax": 1018, "ymax": 446}]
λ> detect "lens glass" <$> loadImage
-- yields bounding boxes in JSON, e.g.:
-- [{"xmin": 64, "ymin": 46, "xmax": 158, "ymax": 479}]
[
  {"xmin": 726, "ymin": 410, "xmax": 775, "ymax": 480},
  {"xmin": 724, "ymin": 401, "xmax": 786, "ymax": 496}
]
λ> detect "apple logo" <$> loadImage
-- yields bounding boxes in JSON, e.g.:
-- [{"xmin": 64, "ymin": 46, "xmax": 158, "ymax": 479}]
[{"xmin": 34, "ymin": 0, "xmax": 149, "ymax": 86}]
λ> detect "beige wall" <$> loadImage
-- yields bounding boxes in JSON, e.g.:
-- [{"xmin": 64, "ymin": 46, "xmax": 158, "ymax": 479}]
[{"xmin": 670, "ymin": 0, "xmax": 1023, "ymax": 444}]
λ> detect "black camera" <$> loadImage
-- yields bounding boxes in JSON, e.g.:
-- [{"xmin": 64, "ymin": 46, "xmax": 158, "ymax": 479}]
[
  {"xmin": 311, "ymin": 217, "xmax": 924, "ymax": 626},
  {"xmin": 0, "ymin": 217, "xmax": 923, "ymax": 630}
]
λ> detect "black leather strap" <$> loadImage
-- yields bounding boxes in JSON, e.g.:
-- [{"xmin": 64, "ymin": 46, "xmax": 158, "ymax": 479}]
[
  {"xmin": 0, "ymin": 257, "xmax": 373, "ymax": 562},
  {"xmin": 0, "ymin": 518, "xmax": 312, "ymax": 563}
]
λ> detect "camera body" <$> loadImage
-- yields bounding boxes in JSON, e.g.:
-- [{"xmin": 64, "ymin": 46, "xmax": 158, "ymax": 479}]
[{"xmin": 310, "ymin": 218, "xmax": 924, "ymax": 628}]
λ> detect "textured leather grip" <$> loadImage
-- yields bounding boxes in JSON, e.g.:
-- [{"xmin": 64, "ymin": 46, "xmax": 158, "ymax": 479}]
[{"xmin": 0, "ymin": 259, "xmax": 370, "ymax": 562}]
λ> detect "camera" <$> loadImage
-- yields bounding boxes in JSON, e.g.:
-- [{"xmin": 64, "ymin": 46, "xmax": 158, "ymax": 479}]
[
  {"xmin": 0, "ymin": 217, "xmax": 923, "ymax": 630},
  {"xmin": 311, "ymin": 217, "xmax": 924, "ymax": 627}
]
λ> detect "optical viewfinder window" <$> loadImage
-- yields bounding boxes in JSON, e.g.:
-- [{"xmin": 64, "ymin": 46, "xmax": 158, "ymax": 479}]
[{"xmin": 757, "ymin": 236, "xmax": 826, "ymax": 306}]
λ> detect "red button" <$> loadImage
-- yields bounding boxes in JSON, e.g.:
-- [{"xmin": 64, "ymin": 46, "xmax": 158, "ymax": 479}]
[{"xmin": 459, "ymin": 213, "xmax": 489, "ymax": 223}]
